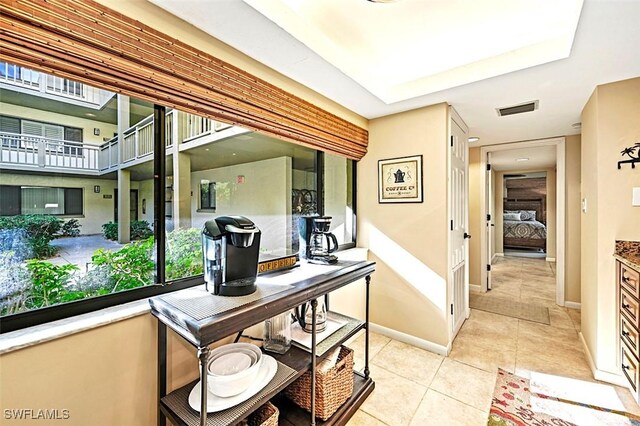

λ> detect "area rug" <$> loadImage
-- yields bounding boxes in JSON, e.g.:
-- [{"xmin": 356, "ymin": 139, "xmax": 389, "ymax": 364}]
[
  {"xmin": 469, "ymin": 294, "xmax": 550, "ymax": 325},
  {"xmin": 488, "ymin": 369, "xmax": 640, "ymax": 425}
]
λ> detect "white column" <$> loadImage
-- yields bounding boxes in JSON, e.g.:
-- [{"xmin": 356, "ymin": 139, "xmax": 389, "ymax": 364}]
[
  {"xmin": 117, "ymin": 94, "xmax": 131, "ymax": 243},
  {"xmin": 118, "ymin": 169, "xmax": 131, "ymax": 243},
  {"xmin": 173, "ymin": 152, "xmax": 192, "ymax": 229}
]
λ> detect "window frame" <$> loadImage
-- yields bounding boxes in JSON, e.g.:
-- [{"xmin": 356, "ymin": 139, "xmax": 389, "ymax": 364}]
[
  {"xmin": 0, "ymin": 185, "xmax": 84, "ymax": 217},
  {"xmin": 0, "ymin": 109, "xmax": 358, "ymax": 334}
]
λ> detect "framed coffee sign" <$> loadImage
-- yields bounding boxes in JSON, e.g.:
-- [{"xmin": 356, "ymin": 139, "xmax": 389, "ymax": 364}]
[{"xmin": 378, "ymin": 155, "xmax": 423, "ymax": 203}]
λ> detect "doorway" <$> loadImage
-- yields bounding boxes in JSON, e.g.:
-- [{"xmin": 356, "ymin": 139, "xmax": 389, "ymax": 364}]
[
  {"xmin": 113, "ymin": 189, "xmax": 139, "ymax": 222},
  {"xmin": 479, "ymin": 137, "xmax": 566, "ymax": 306}
]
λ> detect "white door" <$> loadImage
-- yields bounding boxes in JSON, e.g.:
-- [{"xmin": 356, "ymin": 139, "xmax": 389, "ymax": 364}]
[
  {"xmin": 449, "ymin": 111, "xmax": 469, "ymax": 338},
  {"xmin": 486, "ymin": 153, "xmax": 493, "ymax": 291}
]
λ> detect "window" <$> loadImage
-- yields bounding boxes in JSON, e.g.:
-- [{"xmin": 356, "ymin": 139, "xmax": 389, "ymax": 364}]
[
  {"xmin": 0, "ymin": 186, "xmax": 84, "ymax": 216},
  {"xmin": 199, "ymin": 181, "xmax": 216, "ymax": 211},
  {"xmin": 0, "ymin": 115, "xmax": 83, "ymax": 154},
  {"xmin": 0, "ymin": 70, "xmax": 356, "ymax": 333}
]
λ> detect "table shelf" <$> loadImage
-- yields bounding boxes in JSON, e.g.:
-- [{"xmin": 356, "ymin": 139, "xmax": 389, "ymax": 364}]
[{"xmin": 152, "ymin": 260, "xmax": 375, "ymax": 426}]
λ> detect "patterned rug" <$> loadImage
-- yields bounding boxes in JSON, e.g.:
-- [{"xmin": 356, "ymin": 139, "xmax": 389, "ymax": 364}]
[{"xmin": 489, "ymin": 369, "xmax": 640, "ymax": 425}]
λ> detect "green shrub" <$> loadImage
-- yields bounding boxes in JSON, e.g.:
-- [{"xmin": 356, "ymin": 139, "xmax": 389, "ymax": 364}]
[
  {"xmin": 166, "ymin": 227, "xmax": 203, "ymax": 280},
  {"xmin": 131, "ymin": 220, "xmax": 153, "ymax": 240},
  {"xmin": 102, "ymin": 220, "xmax": 153, "ymax": 241},
  {"xmin": 92, "ymin": 237, "xmax": 155, "ymax": 291},
  {"xmin": 0, "ymin": 215, "xmax": 63, "ymax": 258},
  {"xmin": 60, "ymin": 219, "xmax": 81, "ymax": 237},
  {"xmin": 25, "ymin": 260, "xmax": 82, "ymax": 308}
]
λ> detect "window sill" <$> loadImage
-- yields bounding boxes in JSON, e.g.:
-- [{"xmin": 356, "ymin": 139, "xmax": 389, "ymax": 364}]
[
  {"xmin": 0, "ymin": 299, "xmax": 151, "ymax": 355},
  {"xmin": 0, "ymin": 248, "xmax": 368, "ymax": 355}
]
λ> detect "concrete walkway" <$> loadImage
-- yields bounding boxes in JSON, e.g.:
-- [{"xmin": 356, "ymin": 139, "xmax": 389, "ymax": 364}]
[{"xmin": 49, "ymin": 235, "xmax": 123, "ymax": 271}]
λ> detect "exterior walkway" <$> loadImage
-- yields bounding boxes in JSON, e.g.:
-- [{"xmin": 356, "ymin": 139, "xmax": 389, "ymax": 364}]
[{"xmin": 49, "ymin": 235, "xmax": 123, "ymax": 271}]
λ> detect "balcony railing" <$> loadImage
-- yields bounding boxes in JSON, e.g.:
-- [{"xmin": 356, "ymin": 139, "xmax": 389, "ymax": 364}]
[
  {"xmin": 0, "ymin": 63, "xmax": 114, "ymax": 107},
  {"xmin": 1, "ymin": 111, "xmax": 235, "ymax": 174},
  {"xmin": 0, "ymin": 132, "xmax": 100, "ymax": 172}
]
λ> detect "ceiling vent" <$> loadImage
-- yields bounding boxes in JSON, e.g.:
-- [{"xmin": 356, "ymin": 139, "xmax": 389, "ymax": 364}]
[{"xmin": 496, "ymin": 100, "xmax": 539, "ymax": 117}]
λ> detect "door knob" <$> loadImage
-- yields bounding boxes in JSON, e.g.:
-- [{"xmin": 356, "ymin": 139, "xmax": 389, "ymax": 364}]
[{"xmin": 464, "ymin": 233, "xmax": 471, "ymax": 239}]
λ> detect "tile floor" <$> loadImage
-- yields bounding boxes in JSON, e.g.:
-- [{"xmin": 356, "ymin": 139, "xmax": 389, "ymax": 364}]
[{"xmin": 345, "ymin": 256, "xmax": 640, "ymax": 425}]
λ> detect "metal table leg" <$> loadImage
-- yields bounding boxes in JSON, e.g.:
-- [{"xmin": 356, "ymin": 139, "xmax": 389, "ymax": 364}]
[
  {"xmin": 197, "ymin": 346, "xmax": 210, "ymax": 426},
  {"xmin": 158, "ymin": 322, "xmax": 167, "ymax": 426},
  {"xmin": 310, "ymin": 298, "xmax": 318, "ymax": 426},
  {"xmin": 364, "ymin": 275, "xmax": 371, "ymax": 379}
]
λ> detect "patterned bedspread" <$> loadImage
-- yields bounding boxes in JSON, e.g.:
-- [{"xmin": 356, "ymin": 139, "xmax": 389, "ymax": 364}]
[{"xmin": 504, "ymin": 220, "xmax": 547, "ymax": 240}]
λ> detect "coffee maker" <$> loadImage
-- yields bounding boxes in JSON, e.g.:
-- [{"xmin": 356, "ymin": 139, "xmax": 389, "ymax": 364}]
[
  {"xmin": 298, "ymin": 216, "xmax": 339, "ymax": 265},
  {"xmin": 202, "ymin": 216, "xmax": 261, "ymax": 296}
]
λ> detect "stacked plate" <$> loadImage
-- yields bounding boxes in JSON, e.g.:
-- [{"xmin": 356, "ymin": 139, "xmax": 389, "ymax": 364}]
[
  {"xmin": 188, "ymin": 343, "xmax": 278, "ymax": 413},
  {"xmin": 207, "ymin": 343, "xmax": 262, "ymax": 397}
]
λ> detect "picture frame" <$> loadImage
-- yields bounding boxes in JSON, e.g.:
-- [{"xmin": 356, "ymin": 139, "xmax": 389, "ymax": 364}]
[{"xmin": 378, "ymin": 155, "xmax": 423, "ymax": 203}]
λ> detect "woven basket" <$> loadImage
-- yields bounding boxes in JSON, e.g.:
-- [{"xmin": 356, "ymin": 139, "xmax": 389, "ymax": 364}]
[
  {"xmin": 246, "ymin": 402, "xmax": 279, "ymax": 426},
  {"xmin": 284, "ymin": 345, "xmax": 354, "ymax": 420}
]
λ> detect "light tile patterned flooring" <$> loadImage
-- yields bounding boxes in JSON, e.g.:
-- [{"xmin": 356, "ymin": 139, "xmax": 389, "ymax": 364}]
[{"xmin": 346, "ymin": 256, "xmax": 639, "ymax": 425}]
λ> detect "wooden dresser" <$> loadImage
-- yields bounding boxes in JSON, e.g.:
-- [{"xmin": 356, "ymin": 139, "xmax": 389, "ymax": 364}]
[{"xmin": 616, "ymin": 240, "xmax": 640, "ymax": 402}]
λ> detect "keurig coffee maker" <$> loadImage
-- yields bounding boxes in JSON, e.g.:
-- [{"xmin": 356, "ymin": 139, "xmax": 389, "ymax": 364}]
[
  {"xmin": 298, "ymin": 216, "xmax": 339, "ymax": 265},
  {"xmin": 202, "ymin": 216, "xmax": 261, "ymax": 296}
]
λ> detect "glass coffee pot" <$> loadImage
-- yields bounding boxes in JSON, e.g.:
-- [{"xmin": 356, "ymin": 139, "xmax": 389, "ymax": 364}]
[{"xmin": 293, "ymin": 298, "xmax": 327, "ymax": 333}]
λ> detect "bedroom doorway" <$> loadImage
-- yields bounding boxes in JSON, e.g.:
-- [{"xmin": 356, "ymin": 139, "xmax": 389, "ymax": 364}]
[{"xmin": 479, "ymin": 137, "xmax": 566, "ymax": 306}]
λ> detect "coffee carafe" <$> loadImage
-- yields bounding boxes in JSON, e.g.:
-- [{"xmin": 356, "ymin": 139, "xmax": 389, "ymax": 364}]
[
  {"xmin": 298, "ymin": 216, "xmax": 339, "ymax": 265},
  {"xmin": 293, "ymin": 298, "xmax": 327, "ymax": 333}
]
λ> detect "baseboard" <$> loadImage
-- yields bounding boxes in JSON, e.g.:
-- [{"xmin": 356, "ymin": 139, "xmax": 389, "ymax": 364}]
[
  {"xmin": 564, "ymin": 301, "xmax": 581, "ymax": 310},
  {"xmin": 369, "ymin": 323, "xmax": 451, "ymax": 356},
  {"xmin": 546, "ymin": 257, "xmax": 556, "ymax": 262},
  {"xmin": 495, "ymin": 253, "xmax": 504, "ymax": 257},
  {"xmin": 491, "ymin": 253, "xmax": 497, "ymax": 263},
  {"xmin": 578, "ymin": 332, "xmax": 628, "ymax": 387},
  {"xmin": 469, "ymin": 284, "xmax": 482, "ymax": 293}
]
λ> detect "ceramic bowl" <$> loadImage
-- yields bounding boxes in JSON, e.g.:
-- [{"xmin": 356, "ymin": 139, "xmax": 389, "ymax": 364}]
[
  {"xmin": 208, "ymin": 352, "xmax": 252, "ymax": 376},
  {"xmin": 206, "ymin": 343, "xmax": 262, "ymax": 397}
]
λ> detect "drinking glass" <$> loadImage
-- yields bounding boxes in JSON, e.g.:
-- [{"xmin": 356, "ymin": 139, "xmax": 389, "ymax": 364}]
[{"xmin": 263, "ymin": 311, "xmax": 292, "ymax": 354}]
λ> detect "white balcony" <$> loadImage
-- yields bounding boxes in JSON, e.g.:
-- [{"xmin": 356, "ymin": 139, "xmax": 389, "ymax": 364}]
[
  {"xmin": 0, "ymin": 63, "xmax": 114, "ymax": 109},
  {"xmin": 0, "ymin": 111, "xmax": 241, "ymax": 175},
  {"xmin": 0, "ymin": 132, "xmax": 100, "ymax": 174}
]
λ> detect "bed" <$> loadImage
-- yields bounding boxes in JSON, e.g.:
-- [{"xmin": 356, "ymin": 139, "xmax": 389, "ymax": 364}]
[{"xmin": 503, "ymin": 199, "xmax": 547, "ymax": 250}]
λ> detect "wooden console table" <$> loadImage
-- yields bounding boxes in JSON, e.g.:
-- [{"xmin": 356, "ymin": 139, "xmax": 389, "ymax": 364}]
[{"xmin": 150, "ymin": 260, "xmax": 375, "ymax": 426}]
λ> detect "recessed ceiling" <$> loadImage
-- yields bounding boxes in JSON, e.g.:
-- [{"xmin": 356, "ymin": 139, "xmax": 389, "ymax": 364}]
[
  {"xmin": 490, "ymin": 146, "xmax": 557, "ymax": 171},
  {"xmin": 241, "ymin": 0, "xmax": 583, "ymax": 104},
  {"xmin": 151, "ymin": 0, "xmax": 640, "ymax": 145}
]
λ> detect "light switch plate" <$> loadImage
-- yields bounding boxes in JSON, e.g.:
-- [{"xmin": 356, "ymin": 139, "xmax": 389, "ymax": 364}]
[{"xmin": 633, "ymin": 187, "xmax": 640, "ymax": 206}]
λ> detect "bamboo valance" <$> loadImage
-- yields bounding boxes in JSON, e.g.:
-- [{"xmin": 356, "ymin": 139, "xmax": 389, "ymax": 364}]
[{"xmin": 0, "ymin": 0, "xmax": 368, "ymax": 159}]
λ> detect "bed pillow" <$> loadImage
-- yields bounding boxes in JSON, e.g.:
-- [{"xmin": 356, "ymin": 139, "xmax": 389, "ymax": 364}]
[
  {"xmin": 503, "ymin": 212, "xmax": 522, "ymax": 221},
  {"xmin": 519, "ymin": 210, "xmax": 537, "ymax": 221}
]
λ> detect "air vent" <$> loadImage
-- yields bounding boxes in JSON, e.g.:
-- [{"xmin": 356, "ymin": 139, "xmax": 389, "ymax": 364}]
[{"xmin": 496, "ymin": 101, "xmax": 539, "ymax": 117}]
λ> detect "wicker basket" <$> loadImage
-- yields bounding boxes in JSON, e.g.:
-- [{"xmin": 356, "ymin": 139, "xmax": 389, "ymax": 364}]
[
  {"xmin": 246, "ymin": 402, "xmax": 279, "ymax": 426},
  {"xmin": 284, "ymin": 345, "xmax": 354, "ymax": 420}
]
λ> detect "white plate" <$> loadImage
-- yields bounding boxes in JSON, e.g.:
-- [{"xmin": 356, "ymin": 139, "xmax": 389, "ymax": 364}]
[{"xmin": 188, "ymin": 355, "xmax": 278, "ymax": 413}]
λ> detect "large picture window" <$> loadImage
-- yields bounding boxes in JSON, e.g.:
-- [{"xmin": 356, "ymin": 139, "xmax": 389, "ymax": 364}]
[{"xmin": 0, "ymin": 62, "xmax": 357, "ymax": 333}]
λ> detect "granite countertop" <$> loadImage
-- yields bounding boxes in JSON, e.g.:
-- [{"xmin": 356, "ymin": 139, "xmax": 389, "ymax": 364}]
[{"xmin": 615, "ymin": 241, "xmax": 640, "ymax": 271}]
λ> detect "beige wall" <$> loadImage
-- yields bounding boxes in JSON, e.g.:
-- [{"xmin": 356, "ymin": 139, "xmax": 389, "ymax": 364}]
[
  {"xmin": 546, "ymin": 169, "xmax": 557, "ymax": 259},
  {"xmin": 565, "ymin": 135, "xmax": 581, "ymax": 303},
  {"xmin": 581, "ymin": 77, "xmax": 640, "ymax": 374},
  {"xmin": 95, "ymin": 0, "xmax": 366, "ymax": 131},
  {"xmin": 358, "ymin": 103, "xmax": 450, "ymax": 347},
  {"xmin": 0, "ymin": 172, "xmax": 118, "ymax": 235},
  {"xmin": 190, "ymin": 157, "xmax": 292, "ymax": 253},
  {"xmin": 0, "ymin": 102, "xmax": 117, "ymax": 146},
  {"xmin": 468, "ymin": 147, "xmax": 481, "ymax": 286},
  {"xmin": 0, "ymin": 314, "xmax": 220, "ymax": 426}
]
